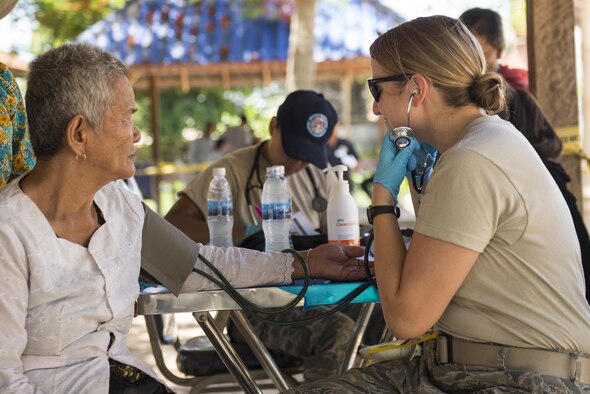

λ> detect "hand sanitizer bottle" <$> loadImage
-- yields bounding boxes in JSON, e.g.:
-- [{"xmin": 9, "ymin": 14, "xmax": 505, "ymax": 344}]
[{"xmin": 323, "ymin": 165, "xmax": 360, "ymax": 246}]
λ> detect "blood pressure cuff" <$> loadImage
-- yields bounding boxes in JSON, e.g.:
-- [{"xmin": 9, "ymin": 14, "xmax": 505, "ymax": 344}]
[{"xmin": 140, "ymin": 203, "xmax": 198, "ymax": 296}]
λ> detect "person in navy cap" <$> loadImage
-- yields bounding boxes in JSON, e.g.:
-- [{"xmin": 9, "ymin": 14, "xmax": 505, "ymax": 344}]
[
  {"xmin": 167, "ymin": 89, "xmax": 338, "ymax": 246},
  {"xmin": 166, "ymin": 90, "xmax": 357, "ymax": 382}
]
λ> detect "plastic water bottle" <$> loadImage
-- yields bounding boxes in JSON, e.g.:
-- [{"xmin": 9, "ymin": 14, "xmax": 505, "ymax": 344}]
[
  {"xmin": 261, "ymin": 165, "xmax": 292, "ymax": 252},
  {"xmin": 207, "ymin": 167, "xmax": 233, "ymax": 247}
]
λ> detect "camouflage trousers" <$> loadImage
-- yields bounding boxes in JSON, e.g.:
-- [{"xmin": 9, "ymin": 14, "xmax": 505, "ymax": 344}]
[
  {"xmin": 286, "ymin": 339, "xmax": 590, "ymax": 393},
  {"xmin": 229, "ymin": 306, "xmax": 356, "ymax": 382}
]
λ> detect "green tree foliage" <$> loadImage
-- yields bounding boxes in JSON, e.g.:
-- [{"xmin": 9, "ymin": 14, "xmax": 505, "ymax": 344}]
[
  {"xmin": 132, "ymin": 84, "xmax": 287, "ymax": 163},
  {"xmin": 19, "ymin": 0, "xmax": 125, "ymax": 51},
  {"xmin": 134, "ymin": 87, "xmax": 243, "ymax": 163}
]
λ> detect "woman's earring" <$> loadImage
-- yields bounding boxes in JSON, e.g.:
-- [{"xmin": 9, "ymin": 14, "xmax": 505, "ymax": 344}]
[{"xmin": 390, "ymin": 92, "xmax": 417, "ymax": 149}]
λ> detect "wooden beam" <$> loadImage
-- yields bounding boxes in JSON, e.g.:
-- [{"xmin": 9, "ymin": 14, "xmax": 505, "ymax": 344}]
[
  {"xmin": 128, "ymin": 57, "xmax": 371, "ymax": 92},
  {"xmin": 527, "ymin": 0, "xmax": 582, "ymax": 210}
]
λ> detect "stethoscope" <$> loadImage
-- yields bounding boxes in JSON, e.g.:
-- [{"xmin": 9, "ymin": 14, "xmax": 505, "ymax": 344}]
[
  {"xmin": 245, "ymin": 142, "xmax": 327, "ymax": 225},
  {"xmin": 389, "ymin": 91, "xmax": 416, "ymax": 149},
  {"xmin": 385, "ymin": 92, "xmax": 435, "ymax": 197}
]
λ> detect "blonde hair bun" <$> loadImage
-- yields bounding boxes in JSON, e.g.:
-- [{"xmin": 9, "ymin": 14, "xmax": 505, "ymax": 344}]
[{"xmin": 471, "ymin": 72, "xmax": 506, "ymax": 114}]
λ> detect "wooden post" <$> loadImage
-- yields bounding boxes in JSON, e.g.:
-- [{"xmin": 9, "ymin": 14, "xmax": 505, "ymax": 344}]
[
  {"xmin": 149, "ymin": 75, "xmax": 161, "ymax": 212},
  {"xmin": 340, "ymin": 71, "xmax": 353, "ymax": 136},
  {"xmin": 526, "ymin": 0, "xmax": 582, "ymax": 211},
  {"xmin": 286, "ymin": 0, "xmax": 316, "ymax": 91}
]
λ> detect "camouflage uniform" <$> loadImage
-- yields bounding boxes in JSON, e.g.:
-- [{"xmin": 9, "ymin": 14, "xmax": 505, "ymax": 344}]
[
  {"xmin": 286, "ymin": 339, "xmax": 590, "ymax": 393},
  {"xmin": 229, "ymin": 306, "xmax": 355, "ymax": 382}
]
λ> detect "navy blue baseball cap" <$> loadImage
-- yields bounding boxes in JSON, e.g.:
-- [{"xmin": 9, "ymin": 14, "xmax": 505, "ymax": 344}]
[{"xmin": 277, "ymin": 90, "xmax": 338, "ymax": 169}]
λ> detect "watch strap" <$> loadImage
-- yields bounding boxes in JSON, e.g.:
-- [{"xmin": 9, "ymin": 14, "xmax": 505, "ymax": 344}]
[{"xmin": 367, "ymin": 205, "xmax": 400, "ymax": 225}]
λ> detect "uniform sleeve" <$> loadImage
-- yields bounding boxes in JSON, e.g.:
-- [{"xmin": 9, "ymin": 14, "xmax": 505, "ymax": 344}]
[
  {"xmin": 181, "ymin": 164, "xmax": 215, "ymax": 217},
  {"xmin": 414, "ymin": 148, "xmax": 526, "ymax": 252},
  {"xmin": 0, "ymin": 225, "xmax": 44, "ymax": 393}
]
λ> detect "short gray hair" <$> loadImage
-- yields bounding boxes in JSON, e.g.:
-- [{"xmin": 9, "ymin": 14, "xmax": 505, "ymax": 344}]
[{"xmin": 26, "ymin": 43, "xmax": 128, "ymax": 159}]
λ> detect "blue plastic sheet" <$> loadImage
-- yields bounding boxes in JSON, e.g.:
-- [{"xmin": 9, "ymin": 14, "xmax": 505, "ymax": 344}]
[
  {"xmin": 77, "ymin": 0, "xmax": 404, "ymax": 66},
  {"xmin": 278, "ymin": 281, "xmax": 379, "ymax": 309}
]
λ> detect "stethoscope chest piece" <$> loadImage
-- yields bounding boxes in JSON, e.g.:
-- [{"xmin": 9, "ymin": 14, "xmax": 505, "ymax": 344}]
[
  {"xmin": 390, "ymin": 126, "xmax": 412, "ymax": 149},
  {"xmin": 312, "ymin": 195, "xmax": 328, "ymax": 213}
]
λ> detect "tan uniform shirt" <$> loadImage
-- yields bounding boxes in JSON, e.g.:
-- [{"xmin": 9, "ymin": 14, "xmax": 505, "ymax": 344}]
[
  {"xmin": 182, "ymin": 142, "xmax": 335, "ymax": 233},
  {"xmin": 415, "ymin": 115, "xmax": 590, "ymax": 354}
]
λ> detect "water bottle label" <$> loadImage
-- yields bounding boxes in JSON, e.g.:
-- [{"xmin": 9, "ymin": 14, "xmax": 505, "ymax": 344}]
[
  {"xmin": 262, "ymin": 202, "xmax": 292, "ymax": 220},
  {"xmin": 208, "ymin": 200, "xmax": 233, "ymax": 216}
]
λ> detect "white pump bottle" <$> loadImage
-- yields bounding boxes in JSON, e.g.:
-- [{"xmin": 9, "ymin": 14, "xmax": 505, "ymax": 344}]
[{"xmin": 323, "ymin": 165, "xmax": 360, "ymax": 246}]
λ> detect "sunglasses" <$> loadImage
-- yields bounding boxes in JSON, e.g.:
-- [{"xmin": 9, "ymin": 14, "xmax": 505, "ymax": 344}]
[{"xmin": 367, "ymin": 74, "xmax": 413, "ymax": 102}]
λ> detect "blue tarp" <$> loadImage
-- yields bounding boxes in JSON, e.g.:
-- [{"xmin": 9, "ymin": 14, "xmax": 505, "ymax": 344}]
[
  {"xmin": 77, "ymin": 0, "xmax": 404, "ymax": 66},
  {"xmin": 279, "ymin": 281, "xmax": 379, "ymax": 309}
]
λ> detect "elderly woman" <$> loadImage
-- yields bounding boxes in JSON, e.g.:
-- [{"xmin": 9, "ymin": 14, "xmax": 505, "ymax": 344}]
[
  {"xmin": 288, "ymin": 15, "xmax": 590, "ymax": 393},
  {"xmin": 0, "ymin": 43, "xmax": 368, "ymax": 393}
]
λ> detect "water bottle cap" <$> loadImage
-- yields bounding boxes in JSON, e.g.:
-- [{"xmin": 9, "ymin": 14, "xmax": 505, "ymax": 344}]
[
  {"xmin": 212, "ymin": 167, "xmax": 226, "ymax": 176},
  {"xmin": 266, "ymin": 165, "xmax": 285, "ymax": 177}
]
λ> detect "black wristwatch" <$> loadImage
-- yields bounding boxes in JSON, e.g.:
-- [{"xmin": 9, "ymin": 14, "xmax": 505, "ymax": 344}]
[{"xmin": 366, "ymin": 205, "xmax": 400, "ymax": 225}]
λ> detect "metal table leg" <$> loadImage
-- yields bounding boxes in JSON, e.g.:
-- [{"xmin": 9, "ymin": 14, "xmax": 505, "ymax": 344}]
[
  {"xmin": 230, "ymin": 310, "xmax": 292, "ymax": 392},
  {"xmin": 193, "ymin": 311, "xmax": 262, "ymax": 394},
  {"xmin": 339, "ymin": 302, "xmax": 376, "ymax": 373}
]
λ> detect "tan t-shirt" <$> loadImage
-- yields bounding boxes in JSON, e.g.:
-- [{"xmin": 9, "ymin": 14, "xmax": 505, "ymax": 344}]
[
  {"xmin": 414, "ymin": 115, "xmax": 590, "ymax": 354},
  {"xmin": 181, "ymin": 142, "xmax": 334, "ymax": 233}
]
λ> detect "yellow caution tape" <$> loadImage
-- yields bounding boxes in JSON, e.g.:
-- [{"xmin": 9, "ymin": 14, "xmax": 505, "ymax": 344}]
[
  {"xmin": 135, "ymin": 161, "xmax": 211, "ymax": 176},
  {"xmin": 364, "ymin": 331, "xmax": 439, "ymax": 356},
  {"xmin": 555, "ymin": 125, "xmax": 581, "ymax": 156}
]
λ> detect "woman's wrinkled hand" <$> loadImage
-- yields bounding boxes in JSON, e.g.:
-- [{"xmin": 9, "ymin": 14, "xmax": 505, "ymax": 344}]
[
  {"xmin": 292, "ymin": 243, "xmax": 374, "ymax": 281},
  {"xmin": 373, "ymin": 136, "xmax": 419, "ymax": 203}
]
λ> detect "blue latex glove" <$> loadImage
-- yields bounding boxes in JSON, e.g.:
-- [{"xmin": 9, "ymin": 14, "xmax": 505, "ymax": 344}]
[
  {"xmin": 407, "ymin": 142, "xmax": 438, "ymax": 190},
  {"xmin": 374, "ymin": 137, "xmax": 419, "ymax": 203}
]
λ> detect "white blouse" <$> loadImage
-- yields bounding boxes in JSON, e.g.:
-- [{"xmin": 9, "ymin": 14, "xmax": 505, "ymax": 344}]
[{"xmin": 0, "ymin": 178, "xmax": 294, "ymax": 393}]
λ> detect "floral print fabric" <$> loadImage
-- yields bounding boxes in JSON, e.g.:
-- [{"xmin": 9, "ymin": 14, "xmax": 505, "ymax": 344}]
[{"xmin": 0, "ymin": 62, "xmax": 35, "ymax": 188}]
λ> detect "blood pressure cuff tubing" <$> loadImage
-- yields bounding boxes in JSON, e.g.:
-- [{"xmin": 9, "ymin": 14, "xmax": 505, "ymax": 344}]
[{"xmin": 140, "ymin": 203, "xmax": 198, "ymax": 296}]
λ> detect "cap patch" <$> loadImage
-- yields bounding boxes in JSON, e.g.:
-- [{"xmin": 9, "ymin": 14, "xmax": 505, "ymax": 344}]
[{"xmin": 306, "ymin": 113, "xmax": 329, "ymax": 138}]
